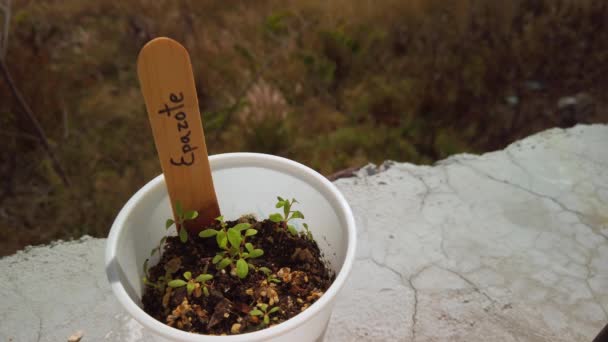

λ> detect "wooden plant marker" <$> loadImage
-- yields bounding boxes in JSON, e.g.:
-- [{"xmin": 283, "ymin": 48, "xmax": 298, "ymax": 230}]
[{"xmin": 137, "ymin": 37, "xmax": 220, "ymax": 234}]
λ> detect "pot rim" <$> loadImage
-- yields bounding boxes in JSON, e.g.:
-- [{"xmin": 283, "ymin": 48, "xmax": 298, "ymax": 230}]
[{"xmin": 105, "ymin": 152, "xmax": 357, "ymax": 341}]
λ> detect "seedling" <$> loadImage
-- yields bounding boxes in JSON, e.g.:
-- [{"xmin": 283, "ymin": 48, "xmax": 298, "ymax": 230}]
[
  {"xmin": 269, "ymin": 196, "xmax": 306, "ymax": 236},
  {"xmin": 143, "ymin": 254, "xmax": 183, "ymax": 292},
  {"xmin": 250, "ymin": 303, "xmax": 280, "ymax": 326},
  {"xmin": 259, "ymin": 267, "xmax": 281, "ymax": 284},
  {"xmin": 165, "ymin": 201, "xmax": 199, "ymax": 243},
  {"xmin": 199, "ymin": 217, "xmax": 264, "ymax": 279},
  {"xmin": 168, "ymin": 271, "xmax": 214, "ymax": 297},
  {"xmin": 303, "ymin": 223, "xmax": 313, "ymax": 241}
]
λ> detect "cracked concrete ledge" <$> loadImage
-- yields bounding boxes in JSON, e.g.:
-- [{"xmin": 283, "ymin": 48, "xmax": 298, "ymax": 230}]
[{"xmin": 2, "ymin": 124, "xmax": 607, "ymax": 341}]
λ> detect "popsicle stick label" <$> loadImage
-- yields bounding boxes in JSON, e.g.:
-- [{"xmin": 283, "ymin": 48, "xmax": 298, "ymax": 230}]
[{"xmin": 137, "ymin": 37, "xmax": 220, "ymax": 228}]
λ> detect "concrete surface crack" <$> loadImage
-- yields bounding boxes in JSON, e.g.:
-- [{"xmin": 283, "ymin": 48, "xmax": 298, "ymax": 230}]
[
  {"xmin": 368, "ymin": 257, "xmax": 402, "ymax": 279},
  {"xmin": 406, "ymin": 265, "xmax": 433, "ymax": 342},
  {"xmin": 36, "ymin": 314, "xmax": 42, "ymax": 342},
  {"xmin": 457, "ymin": 161, "xmax": 608, "ymax": 241},
  {"xmin": 439, "ymin": 224, "xmax": 449, "ymax": 259},
  {"xmin": 407, "ymin": 276, "xmax": 419, "ymax": 342},
  {"xmin": 506, "ymin": 150, "xmax": 534, "ymax": 182},
  {"xmin": 438, "ymin": 266, "xmax": 498, "ymax": 305},
  {"xmin": 403, "ymin": 169, "xmax": 431, "ymax": 211},
  {"xmin": 584, "ymin": 253, "xmax": 608, "ymax": 319}
]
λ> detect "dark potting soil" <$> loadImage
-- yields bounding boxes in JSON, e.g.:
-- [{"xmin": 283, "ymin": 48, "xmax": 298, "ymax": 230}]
[{"xmin": 142, "ymin": 216, "xmax": 335, "ymax": 336}]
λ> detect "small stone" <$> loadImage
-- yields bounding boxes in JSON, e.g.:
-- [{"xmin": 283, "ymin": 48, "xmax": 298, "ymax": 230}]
[
  {"xmin": 277, "ymin": 267, "xmax": 292, "ymax": 283},
  {"xmin": 306, "ymin": 291, "xmax": 324, "ymax": 302},
  {"xmin": 67, "ymin": 330, "xmax": 84, "ymax": 342},
  {"xmin": 224, "ymin": 312, "xmax": 230, "ymax": 318},
  {"xmin": 291, "ymin": 271, "xmax": 308, "ymax": 287},
  {"xmin": 231, "ymin": 323, "xmax": 242, "ymax": 334},
  {"xmin": 245, "ymin": 288, "xmax": 254, "ymax": 296},
  {"xmin": 268, "ymin": 288, "xmax": 279, "ymax": 305},
  {"xmin": 167, "ymin": 298, "xmax": 193, "ymax": 329}
]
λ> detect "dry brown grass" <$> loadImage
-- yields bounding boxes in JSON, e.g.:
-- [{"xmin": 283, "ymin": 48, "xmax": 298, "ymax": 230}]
[{"xmin": 1, "ymin": 0, "xmax": 607, "ymax": 255}]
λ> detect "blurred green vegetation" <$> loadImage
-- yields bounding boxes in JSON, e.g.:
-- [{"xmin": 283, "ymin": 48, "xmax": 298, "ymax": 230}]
[{"xmin": 1, "ymin": 0, "xmax": 607, "ymax": 255}]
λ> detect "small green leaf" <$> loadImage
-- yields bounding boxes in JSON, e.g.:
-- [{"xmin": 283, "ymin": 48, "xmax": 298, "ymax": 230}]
[
  {"xmin": 269, "ymin": 306, "xmax": 280, "ymax": 314},
  {"xmin": 184, "ymin": 271, "xmax": 192, "ymax": 280},
  {"xmin": 199, "ymin": 229, "xmax": 218, "ymax": 238},
  {"xmin": 236, "ymin": 259, "xmax": 248, "ymax": 279},
  {"xmin": 168, "ymin": 279, "xmax": 187, "ymax": 288},
  {"xmin": 165, "ymin": 219, "xmax": 175, "ymax": 229},
  {"xmin": 184, "ymin": 210, "xmax": 199, "ymax": 220},
  {"xmin": 259, "ymin": 267, "xmax": 271, "ymax": 275},
  {"xmin": 215, "ymin": 215, "xmax": 224, "ymax": 223},
  {"xmin": 258, "ymin": 303, "xmax": 268, "ymax": 311},
  {"xmin": 218, "ymin": 257, "xmax": 232, "ymax": 269},
  {"xmin": 217, "ymin": 230, "xmax": 228, "ymax": 249},
  {"xmin": 179, "ymin": 226, "xmax": 188, "ymax": 243},
  {"xmin": 275, "ymin": 201, "xmax": 285, "ymax": 208},
  {"xmin": 245, "ymin": 229, "xmax": 257, "ymax": 237},
  {"xmin": 287, "ymin": 224, "xmax": 298, "ymax": 236},
  {"xmin": 269, "ymin": 213, "xmax": 283, "ymax": 223},
  {"xmin": 212, "ymin": 254, "xmax": 223, "ymax": 264},
  {"xmin": 227, "ymin": 228, "xmax": 242, "ymax": 248},
  {"xmin": 245, "ymin": 242, "xmax": 254, "ymax": 253},
  {"xmin": 249, "ymin": 249, "xmax": 264, "ymax": 258},
  {"xmin": 250, "ymin": 309, "xmax": 263, "ymax": 316},
  {"xmin": 175, "ymin": 201, "xmax": 184, "ymax": 217},
  {"xmin": 203, "ymin": 286, "xmax": 209, "ymax": 297},
  {"xmin": 242, "ymin": 252, "xmax": 249, "ymax": 258},
  {"xmin": 277, "ymin": 196, "xmax": 285, "ymax": 202},
  {"xmin": 264, "ymin": 315, "xmax": 270, "ymax": 325},
  {"xmin": 290, "ymin": 211, "xmax": 305, "ymax": 220},
  {"xmin": 270, "ymin": 278, "xmax": 281, "ymax": 283},
  {"xmin": 186, "ymin": 282, "xmax": 195, "ymax": 295},
  {"xmin": 195, "ymin": 274, "xmax": 213, "ymax": 282},
  {"xmin": 233, "ymin": 223, "xmax": 251, "ymax": 231},
  {"xmin": 283, "ymin": 201, "xmax": 290, "ymax": 218}
]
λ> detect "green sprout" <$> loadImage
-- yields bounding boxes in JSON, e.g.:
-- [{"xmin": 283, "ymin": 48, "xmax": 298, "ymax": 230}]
[
  {"xmin": 199, "ymin": 217, "xmax": 264, "ymax": 279},
  {"xmin": 167, "ymin": 271, "xmax": 214, "ymax": 297},
  {"xmin": 250, "ymin": 303, "xmax": 280, "ymax": 325},
  {"xmin": 302, "ymin": 223, "xmax": 313, "ymax": 241},
  {"xmin": 269, "ymin": 196, "xmax": 305, "ymax": 236},
  {"xmin": 258, "ymin": 267, "xmax": 281, "ymax": 284},
  {"xmin": 165, "ymin": 201, "xmax": 199, "ymax": 243},
  {"xmin": 143, "ymin": 256, "xmax": 181, "ymax": 292}
]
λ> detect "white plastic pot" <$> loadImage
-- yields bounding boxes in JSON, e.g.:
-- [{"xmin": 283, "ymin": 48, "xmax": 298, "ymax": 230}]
[{"xmin": 105, "ymin": 153, "xmax": 356, "ymax": 342}]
